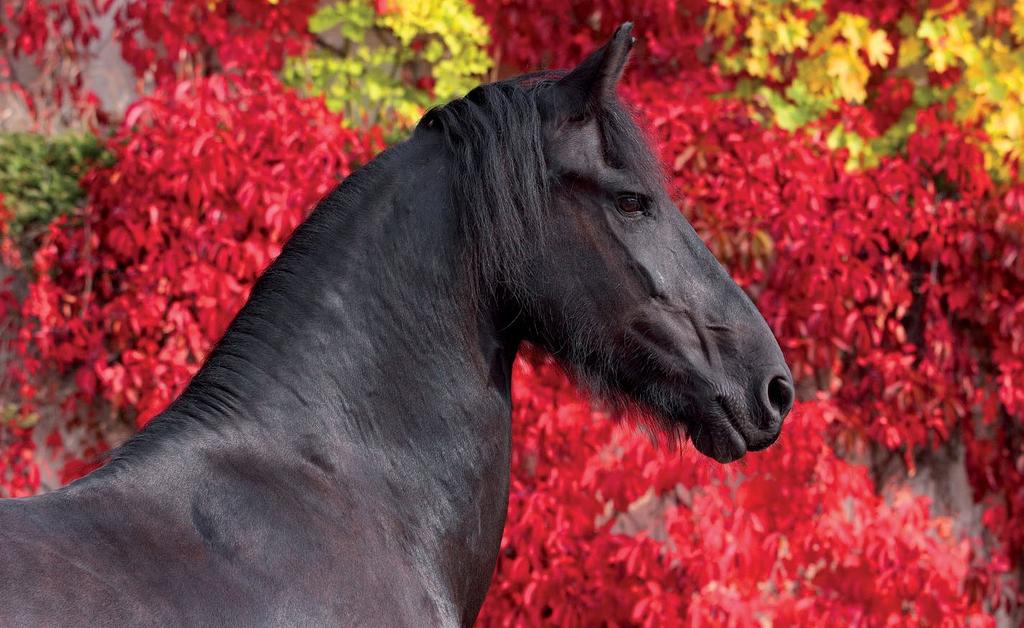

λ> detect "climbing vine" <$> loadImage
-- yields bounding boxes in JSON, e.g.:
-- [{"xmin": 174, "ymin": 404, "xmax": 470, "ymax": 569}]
[{"xmin": 0, "ymin": 0, "xmax": 1021, "ymax": 622}]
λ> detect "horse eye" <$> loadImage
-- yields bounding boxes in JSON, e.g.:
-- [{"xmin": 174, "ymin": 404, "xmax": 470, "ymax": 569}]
[{"xmin": 616, "ymin": 193, "xmax": 646, "ymax": 215}]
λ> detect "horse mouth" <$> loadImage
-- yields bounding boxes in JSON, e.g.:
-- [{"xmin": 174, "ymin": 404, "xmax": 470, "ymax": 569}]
[{"xmin": 689, "ymin": 398, "xmax": 748, "ymax": 463}]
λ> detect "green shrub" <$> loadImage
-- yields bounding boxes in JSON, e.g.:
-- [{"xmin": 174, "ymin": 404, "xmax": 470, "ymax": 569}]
[{"xmin": 0, "ymin": 132, "xmax": 110, "ymax": 240}]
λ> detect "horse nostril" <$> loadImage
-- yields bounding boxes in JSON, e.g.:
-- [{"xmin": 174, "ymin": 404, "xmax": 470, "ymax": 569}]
[{"xmin": 765, "ymin": 375, "xmax": 794, "ymax": 422}]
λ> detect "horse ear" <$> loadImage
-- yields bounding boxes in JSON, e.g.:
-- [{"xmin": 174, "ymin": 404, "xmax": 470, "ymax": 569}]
[{"xmin": 556, "ymin": 22, "xmax": 635, "ymax": 113}]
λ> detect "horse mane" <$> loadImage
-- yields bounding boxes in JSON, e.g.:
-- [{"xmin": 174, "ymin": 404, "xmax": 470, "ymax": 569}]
[
  {"xmin": 417, "ymin": 71, "xmax": 661, "ymax": 300},
  {"xmin": 417, "ymin": 75, "xmax": 552, "ymax": 299}
]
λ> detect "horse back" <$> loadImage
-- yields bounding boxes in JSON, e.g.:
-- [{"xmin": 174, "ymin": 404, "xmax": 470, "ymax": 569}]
[
  {"xmin": 0, "ymin": 486, "xmax": 251, "ymax": 626},
  {"xmin": 0, "ymin": 468, "xmax": 460, "ymax": 627}
]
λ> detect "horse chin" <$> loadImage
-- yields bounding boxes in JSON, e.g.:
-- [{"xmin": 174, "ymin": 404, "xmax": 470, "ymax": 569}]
[
  {"xmin": 581, "ymin": 363, "xmax": 747, "ymax": 463},
  {"xmin": 689, "ymin": 414, "xmax": 748, "ymax": 463},
  {"xmin": 636, "ymin": 401, "xmax": 747, "ymax": 463},
  {"xmin": 627, "ymin": 380, "xmax": 750, "ymax": 463}
]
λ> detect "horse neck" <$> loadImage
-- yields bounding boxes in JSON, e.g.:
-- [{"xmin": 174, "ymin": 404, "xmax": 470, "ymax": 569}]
[{"xmin": 110, "ymin": 133, "xmax": 520, "ymax": 520}]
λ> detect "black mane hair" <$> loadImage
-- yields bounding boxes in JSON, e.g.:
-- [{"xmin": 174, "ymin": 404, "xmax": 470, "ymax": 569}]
[
  {"xmin": 417, "ymin": 77, "xmax": 551, "ymax": 298},
  {"xmin": 417, "ymin": 71, "xmax": 662, "ymax": 300}
]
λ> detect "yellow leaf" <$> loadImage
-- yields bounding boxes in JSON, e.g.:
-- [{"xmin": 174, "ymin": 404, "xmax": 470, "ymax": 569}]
[
  {"xmin": 827, "ymin": 49, "xmax": 869, "ymax": 102},
  {"xmin": 779, "ymin": 14, "xmax": 811, "ymax": 53},
  {"xmin": 1014, "ymin": 0, "xmax": 1024, "ymax": 42},
  {"xmin": 1003, "ymin": 109, "xmax": 1022, "ymax": 139},
  {"xmin": 838, "ymin": 13, "xmax": 869, "ymax": 52},
  {"xmin": 776, "ymin": 21, "xmax": 795, "ymax": 52},
  {"xmin": 808, "ymin": 19, "xmax": 841, "ymax": 56},
  {"xmin": 745, "ymin": 16, "xmax": 765, "ymax": 46},
  {"xmin": 706, "ymin": 7, "xmax": 737, "ymax": 38},
  {"xmin": 898, "ymin": 34, "xmax": 924, "ymax": 68},
  {"xmin": 925, "ymin": 47, "xmax": 954, "ymax": 73},
  {"xmin": 866, "ymin": 30, "xmax": 893, "ymax": 67},
  {"xmin": 794, "ymin": 54, "xmax": 833, "ymax": 97},
  {"xmin": 745, "ymin": 48, "xmax": 770, "ymax": 77}
]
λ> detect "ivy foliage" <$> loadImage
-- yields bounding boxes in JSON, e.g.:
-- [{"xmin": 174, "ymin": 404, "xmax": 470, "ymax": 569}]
[
  {"xmin": 2, "ymin": 0, "xmax": 1023, "ymax": 619},
  {"xmin": 283, "ymin": 0, "xmax": 491, "ymax": 131},
  {"xmin": 711, "ymin": 0, "xmax": 1024, "ymax": 178}
]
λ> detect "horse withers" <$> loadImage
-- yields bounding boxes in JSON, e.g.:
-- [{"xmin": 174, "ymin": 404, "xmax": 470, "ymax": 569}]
[{"xmin": 0, "ymin": 24, "xmax": 793, "ymax": 627}]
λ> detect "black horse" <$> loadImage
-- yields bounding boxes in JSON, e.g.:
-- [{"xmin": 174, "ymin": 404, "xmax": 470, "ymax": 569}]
[{"xmin": 0, "ymin": 25, "xmax": 793, "ymax": 626}]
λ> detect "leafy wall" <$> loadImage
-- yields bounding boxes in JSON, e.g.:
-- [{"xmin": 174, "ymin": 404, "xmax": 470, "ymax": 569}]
[{"xmin": 1, "ymin": 0, "xmax": 1021, "ymax": 623}]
